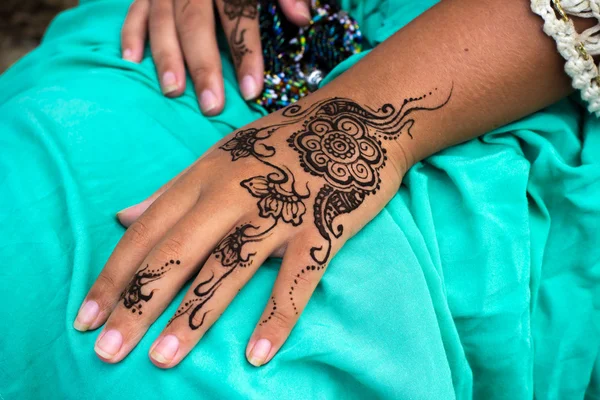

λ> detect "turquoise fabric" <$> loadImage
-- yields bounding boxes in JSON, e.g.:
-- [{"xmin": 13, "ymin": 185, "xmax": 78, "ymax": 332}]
[{"xmin": 0, "ymin": 0, "xmax": 599, "ymax": 398}]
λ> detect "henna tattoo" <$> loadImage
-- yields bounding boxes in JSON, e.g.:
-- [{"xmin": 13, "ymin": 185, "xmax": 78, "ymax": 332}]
[
  {"xmin": 259, "ymin": 296, "xmax": 278, "ymax": 326},
  {"xmin": 121, "ymin": 259, "xmax": 180, "ymax": 315},
  {"xmin": 223, "ymin": 0, "xmax": 258, "ymax": 66},
  {"xmin": 175, "ymin": 87, "xmax": 451, "ymax": 329},
  {"xmin": 168, "ymin": 223, "xmax": 272, "ymax": 329}
]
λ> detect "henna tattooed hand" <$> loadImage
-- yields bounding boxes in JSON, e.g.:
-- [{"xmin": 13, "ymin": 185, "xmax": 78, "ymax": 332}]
[
  {"xmin": 120, "ymin": 0, "xmax": 311, "ymax": 114},
  {"xmin": 74, "ymin": 87, "xmax": 451, "ymax": 367}
]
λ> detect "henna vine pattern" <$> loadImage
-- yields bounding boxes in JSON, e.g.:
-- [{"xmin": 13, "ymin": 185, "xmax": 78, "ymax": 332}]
[
  {"xmin": 121, "ymin": 259, "xmax": 180, "ymax": 315},
  {"xmin": 223, "ymin": 0, "xmax": 258, "ymax": 66},
  {"xmin": 175, "ymin": 88, "xmax": 451, "ymax": 329},
  {"xmin": 168, "ymin": 223, "xmax": 271, "ymax": 329}
]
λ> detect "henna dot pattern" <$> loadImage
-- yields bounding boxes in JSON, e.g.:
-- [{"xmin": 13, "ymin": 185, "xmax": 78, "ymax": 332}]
[
  {"xmin": 288, "ymin": 265, "xmax": 326, "ymax": 315},
  {"xmin": 259, "ymin": 296, "xmax": 278, "ymax": 326},
  {"xmin": 121, "ymin": 260, "xmax": 181, "ymax": 315}
]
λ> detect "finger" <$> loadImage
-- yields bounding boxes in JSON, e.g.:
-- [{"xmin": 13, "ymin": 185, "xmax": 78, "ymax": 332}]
[
  {"xmin": 117, "ymin": 164, "xmax": 193, "ymax": 227},
  {"xmin": 73, "ymin": 168, "xmax": 202, "ymax": 332},
  {"xmin": 121, "ymin": 0, "xmax": 151, "ymax": 62},
  {"xmin": 149, "ymin": 0, "xmax": 186, "ymax": 96},
  {"xmin": 277, "ymin": 0, "xmax": 311, "ymax": 26},
  {"xmin": 148, "ymin": 221, "xmax": 283, "ymax": 368},
  {"xmin": 216, "ymin": 0, "xmax": 264, "ymax": 100},
  {"xmin": 246, "ymin": 235, "xmax": 330, "ymax": 367},
  {"xmin": 174, "ymin": 0, "xmax": 224, "ymax": 115},
  {"xmin": 93, "ymin": 197, "xmax": 242, "ymax": 363}
]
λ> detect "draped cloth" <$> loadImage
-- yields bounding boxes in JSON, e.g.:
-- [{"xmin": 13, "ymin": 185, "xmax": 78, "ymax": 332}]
[{"xmin": 0, "ymin": 0, "xmax": 598, "ymax": 398}]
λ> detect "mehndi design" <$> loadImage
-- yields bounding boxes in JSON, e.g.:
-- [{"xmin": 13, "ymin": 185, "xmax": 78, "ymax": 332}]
[{"xmin": 176, "ymin": 88, "xmax": 451, "ymax": 329}]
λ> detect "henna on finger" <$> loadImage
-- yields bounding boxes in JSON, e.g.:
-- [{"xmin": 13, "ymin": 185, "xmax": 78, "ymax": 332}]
[
  {"xmin": 120, "ymin": 259, "xmax": 181, "ymax": 316},
  {"xmin": 222, "ymin": 0, "xmax": 258, "ymax": 66}
]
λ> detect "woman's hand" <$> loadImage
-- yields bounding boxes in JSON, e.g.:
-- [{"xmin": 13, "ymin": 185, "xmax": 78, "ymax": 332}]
[
  {"xmin": 73, "ymin": 87, "xmax": 452, "ymax": 367},
  {"xmin": 121, "ymin": 0, "xmax": 311, "ymax": 115}
]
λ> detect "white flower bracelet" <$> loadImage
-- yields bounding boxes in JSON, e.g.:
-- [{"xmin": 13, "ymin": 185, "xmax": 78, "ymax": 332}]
[{"xmin": 531, "ymin": 0, "xmax": 600, "ymax": 115}]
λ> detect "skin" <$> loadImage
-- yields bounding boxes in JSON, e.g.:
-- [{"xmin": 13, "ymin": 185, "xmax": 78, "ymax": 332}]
[
  {"xmin": 121, "ymin": 0, "xmax": 311, "ymax": 114},
  {"xmin": 75, "ymin": 0, "xmax": 593, "ymax": 368}
]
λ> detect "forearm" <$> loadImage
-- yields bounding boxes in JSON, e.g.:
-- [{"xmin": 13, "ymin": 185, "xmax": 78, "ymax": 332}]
[{"xmin": 320, "ymin": 0, "xmax": 580, "ymax": 171}]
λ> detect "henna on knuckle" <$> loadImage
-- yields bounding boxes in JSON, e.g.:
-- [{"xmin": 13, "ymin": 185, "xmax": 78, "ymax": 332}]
[
  {"xmin": 266, "ymin": 307, "xmax": 294, "ymax": 330},
  {"xmin": 120, "ymin": 259, "xmax": 181, "ymax": 316}
]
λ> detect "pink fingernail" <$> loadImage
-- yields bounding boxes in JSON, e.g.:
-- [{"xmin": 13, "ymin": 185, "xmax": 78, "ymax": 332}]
[
  {"xmin": 240, "ymin": 75, "xmax": 258, "ymax": 100},
  {"xmin": 123, "ymin": 48, "xmax": 134, "ymax": 61},
  {"xmin": 295, "ymin": 2, "xmax": 311, "ymax": 21},
  {"xmin": 199, "ymin": 90, "xmax": 217, "ymax": 114},
  {"xmin": 73, "ymin": 300, "xmax": 99, "ymax": 332},
  {"xmin": 150, "ymin": 335, "xmax": 179, "ymax": 364},
  {"xmin": 247, "ymin": 338, "xmax": 272, "ymax": 367},
  {"xmin": 162, "ymin": 71, "xmax": 179, "ymax": 95},
  {"xmin": 95, "ymin": 329, "xmax": 123, "ymax": 360}
]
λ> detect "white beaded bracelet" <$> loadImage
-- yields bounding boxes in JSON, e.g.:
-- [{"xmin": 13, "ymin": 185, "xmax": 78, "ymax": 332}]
[{"xmin": 531, "ymin": 0, "xmax": 600, "ymax": 115}]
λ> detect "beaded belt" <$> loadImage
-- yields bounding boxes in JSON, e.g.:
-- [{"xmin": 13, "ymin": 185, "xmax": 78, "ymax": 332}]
[{"xmin": 256, "ymin": 0, "xmax": 363, "ymax": 112}]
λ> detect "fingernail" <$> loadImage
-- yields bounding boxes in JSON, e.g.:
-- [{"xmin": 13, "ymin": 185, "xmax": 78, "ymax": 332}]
[
  {"xmin": 240, "ymin": 75, "xmax": 258, "ymax": 100},
  {"xmin": 150, "ymin": 335, "xmax": 179, "ymax": 364},
  {"xmin": 247, "ymin": 338, "xmax": 272, "ymax": 367},
  {"xmin": 199, "ymin": 90, "xmax": 217, "ymax": 114},
  {"xmin": 123, "ymin": 48, "xmax": 134, "ymax": 61},
  {"xmin": 73, "ymin": 300, "xmax": 99, "ymax": 332},
  {"xmin": 95, "ymin": 329, "xmax": 123, "ymax": 360},
  {"xmin": 116, "ymin": 198, "xmax": 148, "ymax": 217},
  {"xmin": 296, "ymin": 2, "xmax": 311, "ymax": 21},
  {"xmin": 161, "ymin": 71, "xmax": 179, "ymax": 95}
]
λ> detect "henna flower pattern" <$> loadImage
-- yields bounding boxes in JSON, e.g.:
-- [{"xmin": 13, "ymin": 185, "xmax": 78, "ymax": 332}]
[
  {"xmin": 220, "ymin": 128, "xmax": 261, "ymax": 160},
  {"xmin": 241, "ymin": 176, "xmax": 307, "ymax": 226},
  {"xmin": 213, "ymin": 224, "xmax": 257, "ymax": 268},
  {"xmin": 289, "ymin": 115, "xmax": 386, "ymax": 193},
  {"xmin": 121, "ymin": 260, "xmax": 180, "ymax": 315}
]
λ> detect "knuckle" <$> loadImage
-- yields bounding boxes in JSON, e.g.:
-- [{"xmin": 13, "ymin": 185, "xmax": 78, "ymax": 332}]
[
  {"xmin": 149, "ymin": 11, "xmax": 172, "ymax": 32},
  {"xmin": 290, "ymin": 269, "xmax": 311, "ymax": 287},
  {"xmin": 89, "ymin": 274, "xmax": 122, "ymax": 313},
  {"xmin": 177, "ymin": 10, "xmax": 203, "ymax": 34},
  {"xmin": 268, "ymin": 309, "xmax": 294, "ymax": 330},
  {"xmin": 156, "ymin": 236, "xmax": 185, "ymax": 260},
  {"xmin": 126, "ymin": 220, "xmax": 152, "ymax": 247},
  {"xmin": 96, "ymin": 272, "xmax": 118, "ymax": 291},
  {"xmin": 189, "ymin": 65, "xmax": 218, "ymax": 84}
]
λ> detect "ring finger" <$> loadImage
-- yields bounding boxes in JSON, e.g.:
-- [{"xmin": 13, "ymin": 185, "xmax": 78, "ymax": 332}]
[
  {"xmin": 216, "ymin": 0, "xmax": 264, "ymax": 101},
  {"xmin": 174, "ymin": 0, "xmax": 224, "ymax": 115},
  {"xmin": 148, "ymin": 220, "xmax": 283, "ymax": 368}
]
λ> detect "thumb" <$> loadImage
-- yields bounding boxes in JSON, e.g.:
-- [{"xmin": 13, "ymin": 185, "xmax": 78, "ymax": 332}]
[
  {"xmin": 277, "ymin": 0, "xmax": 312, "ymax": 26},
  {"xmin": 116, "ymin": 165, "xmax": 191, "ymax": 227}
]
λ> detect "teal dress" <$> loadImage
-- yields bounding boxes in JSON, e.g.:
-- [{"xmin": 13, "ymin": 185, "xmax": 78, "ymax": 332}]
[{"xmin": 0, "ymin": 0, "xmax": 598, "ymax": 398}]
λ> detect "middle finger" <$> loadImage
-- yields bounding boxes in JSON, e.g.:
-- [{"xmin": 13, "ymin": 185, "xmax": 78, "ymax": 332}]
[{"xmin": 174, "ymin": 0, "xmax": 225, "ymax": 115}]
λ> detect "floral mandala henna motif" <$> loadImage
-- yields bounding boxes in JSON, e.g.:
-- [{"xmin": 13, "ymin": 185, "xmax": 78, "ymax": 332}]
[
  {"xmin": 121, "ymin": 259, "xmax": 180, "ymax": 315},
  {"xmin": 175, "ymin": 88, "xmax": 452, "ymax": 329},
  {"xmin": 290, "ymin": 114, "xmax": 386, "ymax": 192},
  {"xmin": 223, "ymin": 0, "xmax": 258, "ymax": 66}
]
